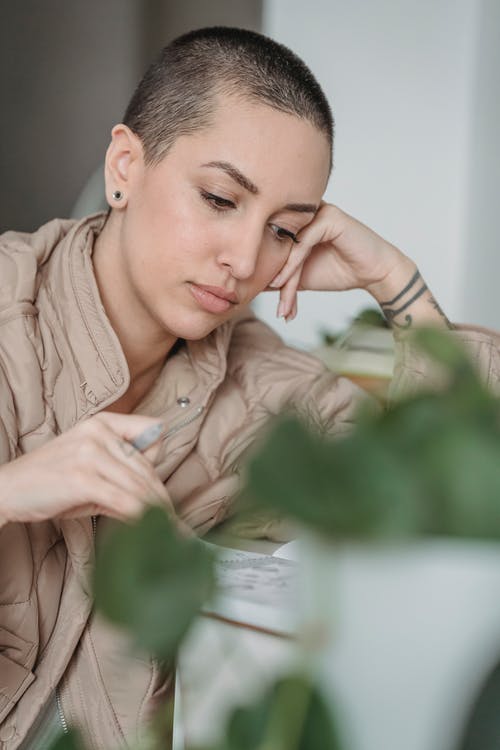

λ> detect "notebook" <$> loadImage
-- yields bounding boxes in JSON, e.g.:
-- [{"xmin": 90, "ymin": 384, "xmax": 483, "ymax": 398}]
[{"xmin": 201, "ymin": 541, "xmax": 299, "ymax": 636}]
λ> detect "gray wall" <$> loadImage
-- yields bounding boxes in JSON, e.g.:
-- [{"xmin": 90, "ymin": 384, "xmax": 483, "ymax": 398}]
[
  {"xmin": 0, "ymin": 1, "xmax": 262, "ymax": 233},
  {"xmin": 258, "ymin": 0, "xmax": 482, "ymax": 346},
  {"xmin": 462, "ymin": 0, "xmax": 500, "ymax": 328}
]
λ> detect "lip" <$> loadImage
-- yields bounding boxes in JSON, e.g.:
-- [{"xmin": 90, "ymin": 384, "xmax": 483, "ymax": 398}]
[
  {"xmin": 188, "ymin": 283, "xmax": 239, "ymax": 314},
  {"xmin": 196, "ymin": 284, "xmax": 239, "ymax": 304}
]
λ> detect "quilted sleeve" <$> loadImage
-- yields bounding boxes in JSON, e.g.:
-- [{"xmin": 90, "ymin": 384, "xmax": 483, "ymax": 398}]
[
  {"xmin": 0, "ymin": 357, "xmax": 17, "ymax": 464},
  {"xmin": 390, "ymin": 324, "xmax": 500, "ymax": 400}
]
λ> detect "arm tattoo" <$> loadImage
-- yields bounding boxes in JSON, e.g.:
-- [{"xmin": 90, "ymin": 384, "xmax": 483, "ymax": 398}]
[
  {"xmin": 429, "ymin": 295, "xmax": 454, "ymax": 329},
  {"xmin": 380, "ymin": 271, "xmax": 428, "ymax": 329},
  {"xmin": 380, "ymin": 269, "xmax": 452, "ymax": 329},
  {"xmin": 381, "ymin": 270, "xmax": 422, "ymax": 307}
]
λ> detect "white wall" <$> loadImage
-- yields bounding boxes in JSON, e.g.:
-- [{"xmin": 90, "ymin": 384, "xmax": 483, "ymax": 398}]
[
  {"xmin": 255, "ymin": 0, "xmax": 485, "ymax": 349},
  {"xmin": 462, "ymin": 0, "xmax": 500, "ymax": 329}
]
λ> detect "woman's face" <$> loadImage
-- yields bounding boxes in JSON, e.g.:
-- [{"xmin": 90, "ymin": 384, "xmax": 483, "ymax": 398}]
[{"xmin": 111, "ymin": 95, "xmax": 330, "ymax": 342}]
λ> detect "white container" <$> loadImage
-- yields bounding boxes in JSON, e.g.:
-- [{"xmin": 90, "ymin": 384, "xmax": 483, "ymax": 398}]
[{"xmin": 298, "ymin": 538, "xmax": 500, "ymax": 750}]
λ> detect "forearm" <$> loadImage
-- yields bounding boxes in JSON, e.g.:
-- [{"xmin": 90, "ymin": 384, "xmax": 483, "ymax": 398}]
[{"xmin": 367, "ymin": 254, "xmax": 452, "ymax": 331}]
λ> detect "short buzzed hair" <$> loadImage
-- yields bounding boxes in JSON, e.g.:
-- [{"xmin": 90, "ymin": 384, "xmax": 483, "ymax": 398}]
[{"xmin": 123, "ymin": 26, "xmax": 334, "ymax": 169}]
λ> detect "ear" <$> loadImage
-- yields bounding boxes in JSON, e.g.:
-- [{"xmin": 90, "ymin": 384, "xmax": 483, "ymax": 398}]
[{"xmin": 104, "ymin": 124, "xmax": 144, "ymax": 208}]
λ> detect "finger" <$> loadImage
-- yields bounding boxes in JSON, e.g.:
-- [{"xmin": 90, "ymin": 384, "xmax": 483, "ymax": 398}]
[
  {"xmin": 78, "ymin": 476, "xmax": 146, "ymax": 520},
  {"xmin": 269, "ymin": 211, "xmax": 335, "ymax": 289},
  {"xmin": 141, "ymin": 439, "xmax": 164, "ymax": 465},
  {"xmin": 270, "ymin": 240, "xmax": 311, "ymax": 290},
  {"xmin": 118, "ymin": 417, "xmax": 165, "ymax": 465},
  {"xmin": 111, "ymin": 432, "xmax": 163, "ymax": 467},
  {"xmin": 277, "ymin": 267, "xmax": 301, "ymax": 319},
  {"xmin": 57, "ymin": 502, "xmax": 132, "ymax": 522},
  {"xmin": 286, "ymin": 296, "xmax": 298, "ymax": 323},
  {"xmin": 92, "ymin": 459, "xmax": 167, "ymax": 516},
  {"xmin": 81, "ymin": 448, "xmax": 160, "ymax": 507},
  {"xmin": 87, "ymin": 418, "xmax": 168, "ymax": 496},
  {"xmin": 94, "ymin": 412, "xmax": 165, "ymax": 445},
  {"xmin": 105, "ymin": 440, "xmax": 169, "ymax": 502},
  {"xmin": 76, "ymin": 425, "xmax": 169, "ymax": 504}
]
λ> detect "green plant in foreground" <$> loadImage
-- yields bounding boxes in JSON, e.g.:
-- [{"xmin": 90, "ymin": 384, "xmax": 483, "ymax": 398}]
[
  {"xmin": 210, "ymin": 674, "xmax": 342, "ymax": 750},
  {"xmin": 93, "ymin": 506, "xmax": 215, "ymax": 661},
  {"xmin": 242, "ymin": 328, "xmax": 500, "ymax": 541},
  {"xmin": 47, "ymin": 327, "xmax": 494, "ymax": 750},
  {"xmin": 319, "ymin": 306, "xmax": 389, "ymax": 346},
  {"xmin": 92, "ymin": 508, "xmax": 341, "ymax": 749},
  {"xmin": 48, "ymin": 729, "xmax": 85, "ymax": 750}
]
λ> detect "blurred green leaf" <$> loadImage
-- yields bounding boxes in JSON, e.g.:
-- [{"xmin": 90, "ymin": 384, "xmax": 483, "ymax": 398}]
[
  {"xmin": 93, "ymin": 506, "xmax": 215, "ymax": 660},
  {"xmin": 47, "ymin": 729, "xmax": 85, "ymax": 750},
  {"xmin": 319, "ymin": 329, "xmax": 340, "ymax": 346},
  {"xmin": 319, "ymin": 307, "xmax": 388, "ymax": 347},
  {"xmin": 412, "ymin": 327, "xmax": 477, "ymax": 374},
  {"xmin": 353, "ymin": 307, "xmax": 388, "ymax": 328},
  {"xmin": 216, "ymin": 673, "xmax": 342, "ymax": 750},
  {"xmin": 243, "ymin": 415, "xmax": 422, "ymax": 540},
  {"xmin": 242, "ymin": 329, "xmax": 500, "ymax": 542}
]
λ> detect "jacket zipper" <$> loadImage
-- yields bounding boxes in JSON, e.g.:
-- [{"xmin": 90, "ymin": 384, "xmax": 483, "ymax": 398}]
[
  {"xmin": 163, "ymin": 405, "xmax": 205, "ymax": 440},
  {"xmin": 55, "ymin": 687, "xmax": 69, "ymax": 735},
  {"xmin": 54, "ymin": 405, "xmax": 204, "ymax": 736},
  {"xmin": 55, "ymin": 515, "xmax": 97, "ymax": 735}
]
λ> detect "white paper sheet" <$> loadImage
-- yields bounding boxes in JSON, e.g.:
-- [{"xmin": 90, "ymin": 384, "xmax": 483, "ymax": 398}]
[{"xmin": 201, "ymin": 542, "xmax": 299, "ymax": 635}]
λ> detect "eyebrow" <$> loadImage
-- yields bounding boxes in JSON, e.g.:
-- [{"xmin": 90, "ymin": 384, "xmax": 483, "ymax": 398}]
[
  {"xmin": 201, "ymin": 161, "xmax": 259, "ymax": 194},
  {"xmin": 283, "ymin": 202, "xmax": 318, "ymax": 214},
  {"xmin": 200, "ymin": 160, "xmax": 318, "ymax": 214}
]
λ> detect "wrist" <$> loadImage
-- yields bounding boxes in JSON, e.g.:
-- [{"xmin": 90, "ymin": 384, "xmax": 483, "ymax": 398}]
[
  {"xmin": 366, "ymin": 253, "xmax": 418, "ymax": 305},
  {"xmin": 369, "ymin": 260, "xmax": 451, "ymax": 331}
]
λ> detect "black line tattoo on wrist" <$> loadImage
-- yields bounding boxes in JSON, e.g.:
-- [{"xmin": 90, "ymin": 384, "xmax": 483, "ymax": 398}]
[
  {"xmin": 381, "ymin": 282, "xmax": 428, "ymax": 329},
  {"xmin": 381, "ymin": 270, "xmax": 422, "ymax": 307},
  {"xmin": 380, "ymin": 269, "xmax": 453, "ymax": 330}
]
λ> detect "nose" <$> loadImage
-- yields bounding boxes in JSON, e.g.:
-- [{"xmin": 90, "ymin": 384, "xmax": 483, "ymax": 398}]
[{"xmin": 216, "ymin": 226, "xmax": 263, "ymax": 280}]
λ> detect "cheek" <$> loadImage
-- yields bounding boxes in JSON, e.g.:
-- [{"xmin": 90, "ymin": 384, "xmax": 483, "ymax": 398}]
[
  {"xmin": 133, "ymin": 196, "xmax": 210, "ymax": 268},
  {"xmin": 245, "ymin": 247, "xmax": 290, "ymax": 299},
  {"xmin": 259, "ymin": 247, "xmax": 291, "ymax": 281}
]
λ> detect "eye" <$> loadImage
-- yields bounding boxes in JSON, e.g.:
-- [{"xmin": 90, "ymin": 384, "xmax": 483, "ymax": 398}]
[
  {"xmin": 200, "ymin": 190, "xmax": 236, "ymax": 211},
  {"xmin": 269, "ymin": 223, "xmax": 299, "ymax": 244}
]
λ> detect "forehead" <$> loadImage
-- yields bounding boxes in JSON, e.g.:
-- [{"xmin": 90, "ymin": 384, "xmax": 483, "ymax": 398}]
[{"xmin": 164, "ymin": 95, "xmax": 331, "ymax": 201}]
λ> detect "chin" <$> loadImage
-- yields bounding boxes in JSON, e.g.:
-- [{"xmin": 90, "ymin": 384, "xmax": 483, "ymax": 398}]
[{"xmin": 163, "ymin": 313, "xmax": 227, "ymax": 342}]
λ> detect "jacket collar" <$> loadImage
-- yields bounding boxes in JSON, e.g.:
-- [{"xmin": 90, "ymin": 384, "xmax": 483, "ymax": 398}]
[
  {"xmin": 43, "ymin": 212, "xmax": 237, "ymax": 584},
  {"xmin": 43, "ymin": 213, "xmax": 235, "ymax": 428}
]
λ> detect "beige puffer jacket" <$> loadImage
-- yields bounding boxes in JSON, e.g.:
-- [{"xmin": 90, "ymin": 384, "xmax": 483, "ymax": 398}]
[
  {"xmin": 2, "ymin": 215, "xmax": 500, "ymax": 748},
  {"xmin": 0, "ymin": 214, "xmax": 373, "ymax": 749}
]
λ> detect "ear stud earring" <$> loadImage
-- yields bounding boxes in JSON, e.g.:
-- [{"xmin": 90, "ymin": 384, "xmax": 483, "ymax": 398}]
[{"xmin": 112, "ymin": 190, "xmax": 123, "ymax": 201}]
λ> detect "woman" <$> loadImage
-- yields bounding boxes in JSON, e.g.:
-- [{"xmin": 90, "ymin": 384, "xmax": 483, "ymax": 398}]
[{"xmin": 1, "ymin": 26, "xmax": 499, "ymax": 750}]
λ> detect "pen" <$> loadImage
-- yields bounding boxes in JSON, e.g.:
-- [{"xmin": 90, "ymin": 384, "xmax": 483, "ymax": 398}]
[{"xmin": 130, "ymin": 422, "xmax": 164, "ymax": 452}]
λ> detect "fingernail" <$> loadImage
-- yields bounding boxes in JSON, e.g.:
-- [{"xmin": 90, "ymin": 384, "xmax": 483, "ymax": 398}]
[{"xmin": 277, "ymin": 301, "xmax": 286, "ymax": 318}]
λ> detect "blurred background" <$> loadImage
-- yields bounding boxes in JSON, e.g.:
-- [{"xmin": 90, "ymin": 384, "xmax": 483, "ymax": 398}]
[{"xmin": 1, "ymin": 0, "xmax": 499, "ymax": 347}]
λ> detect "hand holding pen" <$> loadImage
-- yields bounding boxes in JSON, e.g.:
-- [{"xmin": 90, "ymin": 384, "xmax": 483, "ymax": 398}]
[{"xmin": 0, "ymin": 413, "xmax": 170, "ymax": 527}]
